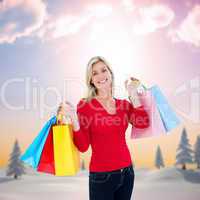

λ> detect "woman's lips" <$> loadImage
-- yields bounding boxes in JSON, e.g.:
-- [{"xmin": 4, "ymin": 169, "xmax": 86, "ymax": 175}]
[{"xmin": 98, "ymin": 78, "xmax": 108, "ymax": 84}]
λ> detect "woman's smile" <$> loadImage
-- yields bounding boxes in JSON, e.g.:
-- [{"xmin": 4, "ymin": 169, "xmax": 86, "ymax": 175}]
[{"xmin": 98, "ymin": 78, "xmax": 108, "ymax": 84}]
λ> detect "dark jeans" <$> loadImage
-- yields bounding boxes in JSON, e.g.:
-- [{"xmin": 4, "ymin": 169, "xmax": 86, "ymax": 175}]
[{"xmin": 89, "ymin": 164, "xmax": 135, "ymax": 200}]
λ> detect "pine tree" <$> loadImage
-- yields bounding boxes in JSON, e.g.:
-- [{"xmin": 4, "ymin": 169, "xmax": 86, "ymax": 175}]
[
  {"xmin": 6, "ymin": 140, "xmax": 25, "ymax": 179},
  {"xmin": 155, "ymin": 145, "xmax": 165, "ymax": 169},
  {"xmin": 194, "ymin": 135, "xmax": 200, "ymax": 169},
  {"xmin": 175, "ymin": 128, "xmax": 193, "ymax": 170}
]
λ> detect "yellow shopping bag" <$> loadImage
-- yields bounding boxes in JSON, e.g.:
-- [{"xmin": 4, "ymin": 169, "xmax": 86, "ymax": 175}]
[{"xmin": 52, "ymin": 115, "xmax": 80, "ymax": 176}]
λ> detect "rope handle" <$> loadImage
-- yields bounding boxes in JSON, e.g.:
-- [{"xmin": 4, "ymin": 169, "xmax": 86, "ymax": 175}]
[
  {"xmin": 131, "ymin": 79, "xmax": 148, "ymax": 92},
  {"xmin": 56, "ymin": 113, "xmax": 71, "ymax": 125}
]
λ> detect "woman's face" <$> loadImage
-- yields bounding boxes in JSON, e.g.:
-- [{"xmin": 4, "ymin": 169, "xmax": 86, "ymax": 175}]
[{"xmin": 91, "ymin": 61, "xmax": 112, "ymax": 92}]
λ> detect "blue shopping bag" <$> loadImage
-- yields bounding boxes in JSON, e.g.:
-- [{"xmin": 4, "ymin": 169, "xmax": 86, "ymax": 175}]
[
  {"xmin": 20, "ymin": 116, "xmax": 56, "ymax": 169},
  {"xmin": 151, "ymin": 85, "xmax": 181, "ymax": 132}
]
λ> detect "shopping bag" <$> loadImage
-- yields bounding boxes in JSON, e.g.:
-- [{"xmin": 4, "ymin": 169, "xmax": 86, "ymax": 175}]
[
  {"xmin": 37, "ymin": 126, "xmax": 55, "ymax": 174},
  {"xmin": 151, "ymin": 85, "xmax": 181, "ymax": 132},
  {"xmin": 20, "ymin": 116, "xmax": 56, "ymax": 169},
  {"xmin": 131, "ymin": 88, "xmax": 166, "ymax": 139},
  {"xmin": 52, "ymin": 116, "xmax": 80, "ymax": 176}
]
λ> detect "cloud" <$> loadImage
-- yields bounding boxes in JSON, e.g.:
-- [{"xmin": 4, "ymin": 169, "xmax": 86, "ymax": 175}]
[
  {"xmin": 169, "ymin": 5, "xmax": 200, "ymax": 47},
  {"xmin": 86, "ymin": 3, "xmax": 113, "ymax": 18},
  {"xmin": 121, "ymin": 0, "xmax": 135, "ymax": 12},
  {"xmin": 132, "ymin": 4, "xmax": 175, "ymax": 35},
  {"xmin": 0, "ymin": 0, "xmax": 113, "ymax": 43},
  {"xmin": 36, "ymin": 3, "xmax": 113, "ymax": 40},
  {"xmin": 0, "ymin": 0, "xmax": 47, "ymax": 44},
  {"xmin": 37, "ymin": 14, "xmax": 91, "ymax": 39}
]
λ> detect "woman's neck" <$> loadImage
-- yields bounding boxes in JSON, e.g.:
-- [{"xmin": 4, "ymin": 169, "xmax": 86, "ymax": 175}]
[{"xmin": 96, "ymin": 88, "xmax": 112, "ymax": 101}]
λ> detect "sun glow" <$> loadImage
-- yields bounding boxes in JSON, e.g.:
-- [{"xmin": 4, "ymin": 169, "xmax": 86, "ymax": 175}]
[{"xmin": 87, "ymin": 18, "xmax": 147, "ymax": 89}]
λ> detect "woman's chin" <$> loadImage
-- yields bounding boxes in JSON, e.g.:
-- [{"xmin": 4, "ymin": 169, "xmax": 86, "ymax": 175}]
[{"xmin": 97, "ymin": 85, "xmax": 110, "ymax": 91}]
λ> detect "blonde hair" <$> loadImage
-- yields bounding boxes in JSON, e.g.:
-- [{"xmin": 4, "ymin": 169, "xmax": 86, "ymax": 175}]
[{"xmin": 84, "ymin": 56, "xmax": 115, "ymax": 102}]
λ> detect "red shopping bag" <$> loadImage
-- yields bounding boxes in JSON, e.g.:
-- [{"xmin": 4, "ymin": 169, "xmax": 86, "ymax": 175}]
[{"xmin": 37, "ymin": 126, "xmax": 55, "ymax": 174}]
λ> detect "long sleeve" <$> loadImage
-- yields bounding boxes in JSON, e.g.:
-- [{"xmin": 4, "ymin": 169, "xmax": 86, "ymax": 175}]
[
  {"xmin": 125, "ymin": 99, "xmax": 150, "ymax": 129},
  {"xmin": 73, "ymin": 100, "xmax": 91, "ymax": 153}
]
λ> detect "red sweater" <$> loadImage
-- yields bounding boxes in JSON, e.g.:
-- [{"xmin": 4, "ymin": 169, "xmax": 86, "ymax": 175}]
[{"xmin": 73, "ymin": 98, "xmax": 149, "ymax": 172}]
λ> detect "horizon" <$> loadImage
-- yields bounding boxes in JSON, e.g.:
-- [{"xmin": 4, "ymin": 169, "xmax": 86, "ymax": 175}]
[{"xmin": 0, "ymin": 0, "xmax": 200, "ymax": 169}]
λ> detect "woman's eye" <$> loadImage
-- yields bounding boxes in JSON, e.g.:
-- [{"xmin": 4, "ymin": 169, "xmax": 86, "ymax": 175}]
[
  {"xmin": 102, "ymin": 69, "xmax": 107, "ymax": 73},
  {"xmin": 92, "ymin": 72, "xmax": 97, "ymax": 76}
]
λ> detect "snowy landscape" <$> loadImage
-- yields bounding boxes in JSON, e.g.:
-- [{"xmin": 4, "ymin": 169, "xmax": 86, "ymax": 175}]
[
  {"xmin": 0, "ymin": 167, "xmax": 200, "ymax": 200},
  {"xmin": 1, "ymin": 126, "xmax": 200, "ymax": 200}
]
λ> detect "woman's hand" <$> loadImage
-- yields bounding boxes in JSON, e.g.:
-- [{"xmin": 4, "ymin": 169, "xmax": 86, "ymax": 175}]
[
  {"xmin": 57, "ymin": 103, "xmax": 66, "ymax": 116},
  {"xmin": 57, "ymin": 101, "xmax": 80, "ymax": 131},
  {"xmin": 124, "ymin": 77, "xmax": 142, "ymax": 108},
  {"xmin": 124, "ymin": 77, "xmax": 140, "ymax": 97}
]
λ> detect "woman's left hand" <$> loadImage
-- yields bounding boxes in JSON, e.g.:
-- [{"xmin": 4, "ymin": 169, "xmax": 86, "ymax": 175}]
[
  {"xmin": 124, "ymin": 77, "xmax": 141, "ymax": 97},
  {"xmin": 125, "ymin": 77, "xmax": 142, "ymax": 107}
]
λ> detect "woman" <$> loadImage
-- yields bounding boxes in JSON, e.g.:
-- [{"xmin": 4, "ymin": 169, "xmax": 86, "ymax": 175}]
[{"xmin": 58, "ymin": 56, "xmax": 149, "ymax": 200}]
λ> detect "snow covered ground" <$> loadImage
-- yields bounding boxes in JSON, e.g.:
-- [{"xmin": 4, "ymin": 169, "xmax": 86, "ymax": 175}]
[{"xmin": 0, "ymin": 167, "xmax": 200, "ymax": 200}]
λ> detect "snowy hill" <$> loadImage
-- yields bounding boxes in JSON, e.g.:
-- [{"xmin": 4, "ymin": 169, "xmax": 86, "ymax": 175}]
[
  {"xmin": 0, "ymin": 167, "xmax": 6, "ymax": 177},
  {"xmin": 0, "ymin": 167, "xmax": 200, "ymax": 200},
  {"xmin": 136, "ymin": 167, "xmax": 185, "ymax": 182},
  {"xmin": 135, "ymin": 167, "xmax": 200, "ymax": 183}
]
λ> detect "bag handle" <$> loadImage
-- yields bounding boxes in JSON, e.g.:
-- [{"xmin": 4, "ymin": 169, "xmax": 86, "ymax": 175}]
[
  {"xmin": 141, "ymin": 84, "xmax": 148, "ymax": 91},
  {"xmin": 56, "ymin": 113, "xmax": 63, "ymax": 125},
  {"xmin": 131, "ymin": 79, "xmax": 148, "ymax": 92},
  {"xmin": 56, "ymin": 113, "xmax": 72, "ymax": 125}
]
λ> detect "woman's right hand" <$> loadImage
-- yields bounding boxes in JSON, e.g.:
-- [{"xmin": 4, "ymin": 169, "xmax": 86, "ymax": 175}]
[{"xmin": 57, "ymin": 101, "xmax": 80, "ymax": 131}]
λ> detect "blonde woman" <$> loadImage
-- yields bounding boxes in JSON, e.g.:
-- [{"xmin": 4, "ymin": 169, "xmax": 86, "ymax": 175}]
[{"xmin": 58, "ymin": 56, "xmax": 149, "ymax": 200}]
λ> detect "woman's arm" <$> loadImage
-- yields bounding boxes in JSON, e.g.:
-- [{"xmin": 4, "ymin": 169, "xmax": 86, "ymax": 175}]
[
  {"xmin": 58, "ymin": 100, "xmax": 90, "ymax": 153},
  {"xmin": 72, "ymin": 100, "xmax": 91, "ymax": 153},
  {"xmin": 124, "ymin": 77, "xmax": 150, "ymax": 128},
  {"xmin": 125, "ymin": 99, "xmax": 150, "ymax": 129}
]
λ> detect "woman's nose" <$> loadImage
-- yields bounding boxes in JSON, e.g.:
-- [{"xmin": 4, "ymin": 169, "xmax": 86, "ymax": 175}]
[{"xmin": 97, "ymin": 73, "xmax": 106, "ymax": 80}]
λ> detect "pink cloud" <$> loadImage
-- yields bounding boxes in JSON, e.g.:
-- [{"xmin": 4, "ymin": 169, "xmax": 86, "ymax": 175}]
[
  {"xmin": 121, "ymin": 0, "xmax": 135, "ymax": 11},
  {"xmin": 0, "ymin": 0, "xmax": 114, "ymax": 43},
  {"xmin": 170, "ymin": 5, "xmax": 200, "ymax": 47},
  {"xmin": 36, "ymin": 3, "xmax": 113, "ymax": 40},
  {"xmin": 37, "ymin": 14, "xmax": 91, "ymax": 39},
  {"xmin": 0, "ymin": 0, "xmax": 46, "ymax": 43},
  {"xmin": 86, "ymin": 3, "xmax": 113, "ymax": 18},
  {"xmin": 0, "ymin": 0, "xmax": 23, "ymax": 11},
  {"xmin": 132, "ymin": 4, "xmax": 175, "ymax": 35}
]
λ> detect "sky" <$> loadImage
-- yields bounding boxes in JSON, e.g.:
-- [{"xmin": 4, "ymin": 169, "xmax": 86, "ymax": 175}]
[{"xmin": 0, "ymin": 0, "xmax": 200, "ymax": 169}]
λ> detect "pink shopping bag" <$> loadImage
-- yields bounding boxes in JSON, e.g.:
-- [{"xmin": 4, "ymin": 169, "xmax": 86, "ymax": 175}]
[{"xmin": 131, "ymin": 89, "xmax": 166, "ymax": 139}]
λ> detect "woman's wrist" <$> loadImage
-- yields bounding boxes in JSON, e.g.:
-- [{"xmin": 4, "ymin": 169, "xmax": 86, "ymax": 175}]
[
  {"xmin": 128, "ymin": 93, "xmax": 142, "ymax": 108},
  {"xmin": 70, "ymin": 113, "xmax": 80, "ymax": 132},
  {"xmin": 73, "ymin": 123, "xmax": 80, "ymax": 132}
]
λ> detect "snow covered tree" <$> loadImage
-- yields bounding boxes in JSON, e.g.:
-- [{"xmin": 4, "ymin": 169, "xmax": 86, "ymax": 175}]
[
  {"xmin": 194, "ymin": 135, "xmax": 200, "ymax": 169},
  {"xmin": 6, "ymin": 140, "xmax": 25, "ymax": 179},
  {"xmin": 175, "ymin": 128, "xmax": 193, "ymax": 170},
  {"xmin": 155, "ymin": 145, "xmax": 165, "ymax": 169}
]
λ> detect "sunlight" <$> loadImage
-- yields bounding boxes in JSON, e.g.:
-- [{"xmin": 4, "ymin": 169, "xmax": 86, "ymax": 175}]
[
  {"xmin": 87, "ymin": 19, "xmax": 147, "ymax": 88},
  {"xmin": 53, "ymin": 15, "xmax": 90, "ymax": 38},
  {"xmin": 87, "ymin": 4, "xmax": 113, "ymax": 18}
]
